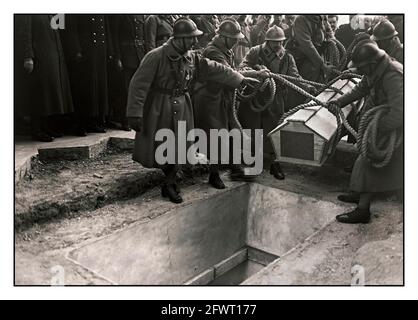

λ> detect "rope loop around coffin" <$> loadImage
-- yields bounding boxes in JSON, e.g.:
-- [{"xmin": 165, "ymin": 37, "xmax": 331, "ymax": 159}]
[{"xmin": 232, "ymin": 69, "xmax": 401, "ymax": 168}]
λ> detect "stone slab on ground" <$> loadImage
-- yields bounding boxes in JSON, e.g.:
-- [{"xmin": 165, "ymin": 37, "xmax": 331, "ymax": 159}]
[{"xmin": 15, "ymin": 130, "xmax": 135, "ymax": 183}]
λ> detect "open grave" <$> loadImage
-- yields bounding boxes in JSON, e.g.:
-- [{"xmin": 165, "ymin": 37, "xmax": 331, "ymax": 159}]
[
  {"xmin": 67, "ymin": 183, "xmax": 347, "ymax": 285},
  {"xmin": 14, "ymin": 136, "xmax": 403, "ymax": 286}
]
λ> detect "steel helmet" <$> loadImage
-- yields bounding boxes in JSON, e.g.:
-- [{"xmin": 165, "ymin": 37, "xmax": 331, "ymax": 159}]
[
  {"xmin": 173, "ymin": 17, "xmax": 203, "ymax": 38},
  {"xmin": 371, "ymin": 20, "xmax": 399, "ymax": 41},
  {"xmin": 348, "ymin": 40, "xmax": 386, "ymax": 68},
  {"xmin": 216, "ymin": 18, "xmax": 244, "ymax": 39},
  {"xmin": 264, "ymin": 25, "xmax": 286, "ymax": 41}
]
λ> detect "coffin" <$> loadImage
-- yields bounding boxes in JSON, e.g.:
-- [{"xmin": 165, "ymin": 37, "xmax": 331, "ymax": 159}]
[{"xmin": 268, "ymin": 78, "xmax": 363, "ymax": 167}]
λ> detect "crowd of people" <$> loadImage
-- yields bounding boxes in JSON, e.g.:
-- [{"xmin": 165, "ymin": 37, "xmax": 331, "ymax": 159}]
[
  {"xmin": 14, "ymin": 14, "xmax": 403, "ymax": 142},
  {"xmin": 15, "ymin": 14, "xmax": 404, "ymax": 223}
]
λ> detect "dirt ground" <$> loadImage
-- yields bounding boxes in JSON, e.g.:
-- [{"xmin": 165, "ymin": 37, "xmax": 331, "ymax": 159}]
[{"xmin": 14, "ymin": 151, "xmax": 404, "ymax": 286}]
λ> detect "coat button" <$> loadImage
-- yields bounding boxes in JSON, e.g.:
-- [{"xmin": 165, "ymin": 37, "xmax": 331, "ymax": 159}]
[{"xmin": 92, "ymin": 18, "xmax": 95, "ymax": 21}]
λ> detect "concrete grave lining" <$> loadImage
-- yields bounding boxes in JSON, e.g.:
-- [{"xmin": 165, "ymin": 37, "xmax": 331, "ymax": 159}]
[{"xmin": 68, "ymin": 183, "xmax": 346, "ymax": 285}]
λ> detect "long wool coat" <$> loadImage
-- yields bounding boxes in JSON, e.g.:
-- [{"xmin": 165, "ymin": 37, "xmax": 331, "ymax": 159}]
[
  {"xmin": 126, "ymin": 39, "xmax": 244, "ymax": 169},
  {"xmin": 61, "ymin": 14, "xmax": 114, "ymax": 118},
  {"xmin": 238, "ymin": 44, "xmax": 301, "ymax": 154},
  {"xmin": 193, "ymin": 36, "xmax": 238, "ymax": 137},
  {"xmin": 286, "ymin": 15, "xmax": 327, "ymax": 83},
  {"xmin": 336, "ymin": 55, "xmax": 403, "ymax": 193},
  {"xmin": 14, "ymin": 14, "xmax": 74, "ymax": 117}
]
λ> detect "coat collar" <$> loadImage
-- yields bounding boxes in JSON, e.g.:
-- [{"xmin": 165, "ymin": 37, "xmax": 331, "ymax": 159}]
[
  {"xmin": 211, "ymin": 36, "xmax": 233, "ymax": 59},
  {"xmin": 366, "ymin": 54, "xmax": 391, "ymax": 86},
  {"xmin": 163, "ymin": 38, "xmax": 193, "ymax": 62},
  {"xmin": 389, "ymin": 42, "xmax": 403, "ymax": 58},
  {"xmin": 261, "ymin": 43, "xmax": 286, "ymax": 60}
]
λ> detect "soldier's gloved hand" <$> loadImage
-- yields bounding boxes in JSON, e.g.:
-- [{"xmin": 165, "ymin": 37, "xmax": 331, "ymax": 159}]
[
  {"xmin": 257, "ymin": 69, "xmax": 271, "ymax": 79},
  {"xmin": 75, "ymin": 52, "xmax": 83, "ymax": 61},
  {"xmin": 23, "ymin": 58, "xmax": 34, "ymax": 74},
  {"xmin": 306, "ymin": 85, "xmax": 317, "ymax": 96},
  {"xmin": 241, "ymin": 77, "xmax": 261, "ymax": 90},
  {"xmin": 327, "ymin": 100, "xmax": 342, "ymax": 111},
  {"xmin": 128, "ymin": 117, "xmax": 143, "ymax": 132},
  {"xmin": 323, "ymin": 62, "xmax": 336, "ymax": 77},
  {"xmin": 115, "ymin": 59, "xmax": 123, "ymax": 71},
  {"xmin": 254, "ymin": 64, "xmax": 268, "ymax": 71}
]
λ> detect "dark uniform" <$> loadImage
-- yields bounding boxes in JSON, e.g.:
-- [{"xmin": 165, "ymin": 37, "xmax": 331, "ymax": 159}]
[
  {"xmin": 191, "ymin": 15, "xmax": 218, "ymax": 50},
  {"xmin": 110, "ymin": 14, "xmax": 146, "ymax": 87},
  {"xmin": 233, "ymin": 18, "xmax": 252, "ymax": 66},
  {"xmin": 239, "ymin": 44, "xmax": 301, "ymax": 155},
  {"xmin": 14, "ymin": 14, "xmax": 74, "ymax": 139},
  {"xmin": 127, "ymin": 38, "xmax": 245, "ymax": 169},
  {"xmin": 336, "ymin": 54, "xmax": 403, "ymax": 193},
  {"xmin": 335, "ymin": 23, "xmax": 358, "ymax": 49},
  {"xmin": 61, "ymin": 14, "xmax": 114, "ymax": 131},
  {"xmin": 193, "ymin": 35, "xmax": 238, "ymax": 164},
  {"xmin": 144, "ymin": 15, "xmax": 174, "ymax": 53},
  {"xmin": 286, "ymin": 15, "xmax": 328, "ymax": 83},
  {"xmin": 250, "ymin": 16, "xmax": 270, "ymax": 46},
  {"xmin": 108, "ymin": 14, "xmax": 146, "ymax": 128}
]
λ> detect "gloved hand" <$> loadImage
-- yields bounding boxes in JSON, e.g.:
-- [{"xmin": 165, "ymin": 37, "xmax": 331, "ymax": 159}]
[
  {"xmin": 128, "ymin": 117, "xmax": 143, "ymax": 132},
  {"xmin": 241, "ymin": 77, "xmax": 260, "ymax": 90},
  {"xmin": 74, "ymin": 52, "xmax": 83, "ymax": 61},
  {"xmin": 23, "ymin": 58, "xmax": 34, "ymax": 74},
  {"xmin": 306, "ymin": 85, "xmax": 317, "ymax": 96},
  {"xmin": 322, "ymin": 62, "xmax": 336, "ymax": 77},
  {"xmin": 254, "ymin": 64, "xmax": 268, "ymax": 71},
  {"xmin": 326, "ymin": 100, "xmax": 342, "ymax": 111},
  {"xmin": 115, "ymin": 59, "xmax": 123, "ymax": 71},
  {"xmin": 256, "ymin": 69, "xmax": 271, "ymax": 79}
]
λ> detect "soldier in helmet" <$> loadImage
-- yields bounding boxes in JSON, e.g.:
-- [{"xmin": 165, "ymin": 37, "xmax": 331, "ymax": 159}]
[
  {"xmin": 329, "ymin": 41, "xmax": 403, "ymax": 224},
  {"xmin": 193, "ymin": 18, "xmax": 256, "ymax": 189},
  {"xmin": 239, "ymin": 25, "xmax": 311, "ymax": 180},
  {"xmin": 371, "ymin": 20, "xmax": 403, "ymax": 64},
  {"xmin": 127, "ymin": 17, "xmax": 259, "ymax": 203}
]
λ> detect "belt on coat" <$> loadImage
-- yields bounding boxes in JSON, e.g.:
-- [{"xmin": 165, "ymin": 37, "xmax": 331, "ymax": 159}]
[{"xmin": 151, "ymin": 86, "xmax": 189, "ymax": 97}]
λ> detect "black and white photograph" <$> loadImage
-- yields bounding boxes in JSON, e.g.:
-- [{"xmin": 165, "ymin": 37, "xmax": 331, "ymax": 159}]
[{"xmin": 2, "ymin": 0, "xmax": 416, "ymax": 302}]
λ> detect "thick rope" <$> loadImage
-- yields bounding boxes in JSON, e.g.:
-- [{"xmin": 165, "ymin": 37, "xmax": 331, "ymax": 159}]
[
  {"xmin": 333, "ymin": 38, "xmax": 348, "ymax": 70},
  {"xmin": 233, "ymin": 70, "xmax": 402, "ymax": 168},
  {"xmin": 356, "ymin": 105, "xmax": 403, "ymax": 168}
]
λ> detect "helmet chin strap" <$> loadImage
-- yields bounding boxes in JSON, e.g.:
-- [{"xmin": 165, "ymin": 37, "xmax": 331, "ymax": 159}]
[
  {"xmin": 173, "ymin": 37, "xmax": 188, "ymax": 54},
  {"xmin": 182, "ymin": 38, "xmax": 187, "ymax": 52},
  {"xmin": 223, "ymin": 36, "xmax": 229, "ymax": 49}
]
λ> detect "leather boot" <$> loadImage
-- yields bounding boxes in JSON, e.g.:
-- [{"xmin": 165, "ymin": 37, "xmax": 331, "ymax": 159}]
[
  {"xmin": 270, "ymin": 161, "xmax": 285, "ymax": 180},
  {"xmin": 209, "ymin": 172, "xmax": 226, "ymax": 189},
  {"xmin": 161, "ymin": 184, "xmax": 183, "ymax": 204},
  {"xmin": 336, "ymin": 207, "xmax": 371, "ymax": 224}
]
